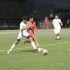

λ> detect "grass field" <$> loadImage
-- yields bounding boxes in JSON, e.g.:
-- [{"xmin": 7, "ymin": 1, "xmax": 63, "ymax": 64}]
[{"xmin": 0, "ymin": 29, "xmax": 70, "ymax": 70}]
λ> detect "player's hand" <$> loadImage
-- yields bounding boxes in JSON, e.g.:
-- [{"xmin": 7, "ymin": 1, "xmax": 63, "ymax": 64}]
[{"xmin": 61, "ymin": 23, "xmax": 63, "ymax": 26}]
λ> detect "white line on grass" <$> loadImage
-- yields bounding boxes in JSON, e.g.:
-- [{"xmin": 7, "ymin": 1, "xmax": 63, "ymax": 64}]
[
  {"xmin": 0, "ymin": 32, "xmax": 17, "ymax": 34},
  {"xmin": 41, "ymin": 41, "xmax": 70, "ymax": 46},
  {"xmin": 0, "ymin": 41, "xmax": 70, "ymax": 52}
]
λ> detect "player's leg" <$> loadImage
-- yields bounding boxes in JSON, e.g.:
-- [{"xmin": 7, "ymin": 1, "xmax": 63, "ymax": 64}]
[
  {"xmin": 33, "ymin": 35, "xmax": 43, "ymax": 52},
  {"xmin": 31, "ymin": 31, "xmax": 43, "ymax": 52},
  {"xmin": 31, "ymin": 34, "xmax": 39, "ymax": 47},
  {"xmin": 28, "ymin": 36, "xmax": 37, "ymax": 50},
  {"xmin": 7, "ymin": 39, "xmax": 20, "ymax": 54},
  {"xmin": 24, "ymin": 30, "xmax": 43, "ymax": 52},
  {"xmin": 28, "ymin": 30, "xmax": 39, "ymax": 47},
  {"xmin": 56, "ymin": 33, "xmax": 60, "ymax": 40},
  {"xmin": 7, "ymin": 32, "xmax": 22, "ymax": 54},
  {"xmin": 54, "ymin": 28, "xmax": 60, "ymax": 40},
  {"xmin": 28, "ymin": 36, "xmax": 43, "ymax": 52},
  {"xmin": 28, "ymin": 31, "xmax": 43, "ymax": 52},
  {"xmin": 23, "ymin": 31, "xmax": 37, "ymax": 50}
]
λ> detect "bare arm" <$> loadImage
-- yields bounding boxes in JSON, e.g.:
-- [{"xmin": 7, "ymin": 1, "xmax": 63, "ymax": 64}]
[{"xmin": 60, "ymin": 19, "xmax": 63, "ymax": 26}]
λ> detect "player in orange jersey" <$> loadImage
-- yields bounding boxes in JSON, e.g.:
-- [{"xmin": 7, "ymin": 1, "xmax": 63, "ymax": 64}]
[
  {"xmin": 24, "ymin": 16, "xmax": 43, "ymax": 52},
  {"xmin": 44, "ymin": 16, "xmax": 49, "ymax": 29}
]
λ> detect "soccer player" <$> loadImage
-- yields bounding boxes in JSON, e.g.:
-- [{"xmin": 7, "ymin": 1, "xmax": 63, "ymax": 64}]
[
  {"xmin": 7, "ymin": 18, "xmax": 38, "ymax": 54},
  {"xmin": 44, "ymin": 16, "xmax": 49, "ymax": 29},
  {"xmin": 52, "ymin": 15, "xmax": 63, "ymax": 40},
  {"xmin": 27, "ymin": 16, "xmax": 43, "ymax": 51}
]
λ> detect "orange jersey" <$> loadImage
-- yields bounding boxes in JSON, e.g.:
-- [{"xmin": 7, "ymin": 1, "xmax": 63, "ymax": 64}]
[
  {"xmin": 44, "ymin": 19, "xmax": 49, "ymax": 26},
  {"xmin": 27, "ymin": 21, "xmax": 35, "ymax": 38},
  {"xmin": 32, "ymin": 21, "xmax": 37, "ymax": 29},
  {"xmin": 27, "ymin": 21, "xmax": 36, "ymax": 30}
]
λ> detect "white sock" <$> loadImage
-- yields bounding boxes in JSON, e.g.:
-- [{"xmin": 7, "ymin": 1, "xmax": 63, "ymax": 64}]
[
  {"xmin": 31, "ymin": 41, "xmax": 37, "ymax": 50},
  {"xmin": 57, "ymin": 36, "xmax": 60, "ymax": 39},
  {"xmin": 7, "ymin": 44, "xmax": 15, "ymax": 54},
  {"xmin": 38, "ymin": 47, "xmax": 43, "ymax": 52}
]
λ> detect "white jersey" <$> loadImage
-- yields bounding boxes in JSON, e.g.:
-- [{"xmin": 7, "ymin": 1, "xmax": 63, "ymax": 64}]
[
  {"xmin": 52, "ymin": 19, "xmax": 62, "ymax": 29},
  {"xmin": 17, "ymin": 21, "xmax": 29, "ymax": 39},
  {"xmin": 52, "ymin": 19, "xmax": 62, "ymax": 34},
  {"xmin": 20, "ymin": 21, "xmax": 27, "ymax": 32}
]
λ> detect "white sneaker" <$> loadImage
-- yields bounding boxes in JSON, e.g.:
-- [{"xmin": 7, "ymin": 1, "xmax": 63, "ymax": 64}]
[
  {"xmin": 7, "ymin": 50, "xmax": 10, "ymax": 54},
  {"xmin": 38, "ymin": 48, "xmax": 43, "ymax": 52},
  {"xmin": 56, "ymin": 36, "xmax": 60, "ymax": 40}
]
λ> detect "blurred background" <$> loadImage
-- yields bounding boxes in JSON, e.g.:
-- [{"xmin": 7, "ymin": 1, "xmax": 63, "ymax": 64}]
[{"xmin": 0, "ymin": 0, "xmax": 70, "ymax": 29}]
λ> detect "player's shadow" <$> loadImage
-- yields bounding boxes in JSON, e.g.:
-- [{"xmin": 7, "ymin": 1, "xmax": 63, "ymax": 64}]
[{"xmin": 14, "ymin": 49, "xmax": 37, "ymax": 54}]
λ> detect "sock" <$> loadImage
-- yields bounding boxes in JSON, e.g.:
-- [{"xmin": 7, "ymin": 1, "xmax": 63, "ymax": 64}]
[
  {"xmin": 57, "ymin": 36, "xmax": 60, "ymax": 39},
  {"xmin": 38, "ymin": 47, "xmax": 43, "ymax": 52},
  {"xmin": 7, "ymin": 44, "xmax": 15, "ymax": 54},
  {"xmin": 31, "ymin": 41, "xmax": 37, "ymax": 50}
]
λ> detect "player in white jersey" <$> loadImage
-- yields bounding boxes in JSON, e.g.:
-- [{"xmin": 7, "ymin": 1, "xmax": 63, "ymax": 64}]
[
  {"xmin": 52, "ymin": 15, "xmax": 63, "ymax": 40},
  {"xmin": 7, "ymin": 18, "xmax": 37, "ymax": 54}
]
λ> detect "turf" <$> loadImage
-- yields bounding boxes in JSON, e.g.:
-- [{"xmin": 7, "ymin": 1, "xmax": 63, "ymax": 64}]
[{"xmin": 0, "ymin": 29, "xmax": 70, "ymax": 70}]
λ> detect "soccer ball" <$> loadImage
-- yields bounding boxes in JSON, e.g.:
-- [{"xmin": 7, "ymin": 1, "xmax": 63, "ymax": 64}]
[{"xmin": 42, "ymin": 49, "xmax": 48, "ymax": 55}]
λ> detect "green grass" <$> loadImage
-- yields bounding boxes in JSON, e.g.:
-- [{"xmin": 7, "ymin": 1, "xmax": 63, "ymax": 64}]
[{"xmin": 0, "ymin": 29, "xmax": 70, "ymax": 70}]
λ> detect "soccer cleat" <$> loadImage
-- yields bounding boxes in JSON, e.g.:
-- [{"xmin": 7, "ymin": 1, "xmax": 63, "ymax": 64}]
[
  {"xmin": 56, "ymin": 36, "xmax": 60, "ymax": 40},
  {"xmin": 38, "ymin": 48, "xmax": 43, "ymax": 52},
  {"xmin": 7, "ymin": 50, "xmax": 10, "ymax": 54}
]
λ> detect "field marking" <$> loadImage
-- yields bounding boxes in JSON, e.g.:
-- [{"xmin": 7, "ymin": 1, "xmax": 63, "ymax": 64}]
[
  {"xmin": 0, "ymin": 41, "xmax": 70, "ymax": 52},
  {"xmin": 0, "ymin": 32, "xmax": 17, "ymax": 34},
  {"xmin": 41, "ymin": 41, "xmax": 70, "ymax": 46}
]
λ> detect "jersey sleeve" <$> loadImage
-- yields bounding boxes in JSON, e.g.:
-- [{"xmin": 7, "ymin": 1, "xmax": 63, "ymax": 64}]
[
  {"xmin": 20, "ymin": 22, "xmax": 27, "ymax": 30},
  {"xmin": 20, "ymin": 22, "xmax": 23, "ymax": 29}
]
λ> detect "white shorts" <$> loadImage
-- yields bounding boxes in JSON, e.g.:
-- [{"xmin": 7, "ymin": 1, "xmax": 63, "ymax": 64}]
[
  {"xmin": 54, "ymin": 28, "xmax": 61, "ymax": 34},
  {"xmin": 17, "ymin": 31, "xmax": 30, "ymax": 39}
]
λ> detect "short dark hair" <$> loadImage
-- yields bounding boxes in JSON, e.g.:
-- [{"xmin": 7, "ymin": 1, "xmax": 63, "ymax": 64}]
[{"xmin": 27, "ymin": 15, "xmax": 34, "ymax": 21}]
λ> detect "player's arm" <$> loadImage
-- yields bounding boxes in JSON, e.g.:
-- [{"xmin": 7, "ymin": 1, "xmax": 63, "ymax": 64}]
[
  {"xmin": 52, "ymin": 20, "xmax": 55, "ymax": 28},
  {"xmin": 59, "ymin": 19, "xmax": 63, "ymax": 26}
]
